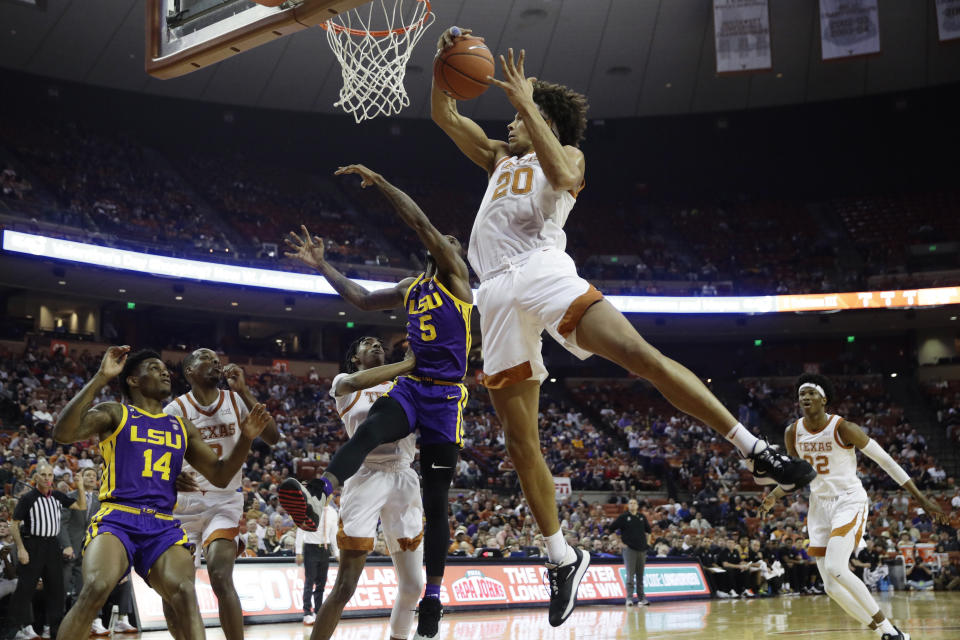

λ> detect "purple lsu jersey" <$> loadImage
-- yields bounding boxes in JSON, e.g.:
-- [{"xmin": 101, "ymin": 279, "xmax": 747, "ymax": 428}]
[
  {"xmin": 404, "ymin": 274, "xmax": 472, "ymax": 381},
  {"xmin": 98, "ymin": 404, "xmax": 188, "ymax": 513}
]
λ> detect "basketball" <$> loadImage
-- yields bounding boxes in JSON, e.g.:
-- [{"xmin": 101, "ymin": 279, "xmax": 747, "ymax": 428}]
[{"xmin": 434, "ymin": 35, "xmax": 495, "ymax": 101}]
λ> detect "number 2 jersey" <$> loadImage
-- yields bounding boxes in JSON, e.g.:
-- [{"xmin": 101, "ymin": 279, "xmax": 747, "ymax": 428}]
[
  {"xmin": 98, "ymin": 404, "xmax": 188, "ymax": 513},
  {"xmin": 163, "ymin": 390, "xmax": 249, "ymax": 494},
  {"xmin": 792, "ymin": 414, "xmax": 865, "ymax": 500}
]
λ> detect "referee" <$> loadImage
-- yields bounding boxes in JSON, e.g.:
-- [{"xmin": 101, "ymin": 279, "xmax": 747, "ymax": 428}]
[
  {"xmin": 9, "ymin": 463, "xmax": 86, "ymax": 640},
  {"xmin": 607, "ymin": 498, "xmax": 650, "ymax": 606}
]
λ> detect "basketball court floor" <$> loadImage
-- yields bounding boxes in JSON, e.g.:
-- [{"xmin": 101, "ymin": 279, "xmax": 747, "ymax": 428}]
[{"xmin": 140, "ymin": 592, "xmax": 960, "ymax": 639}]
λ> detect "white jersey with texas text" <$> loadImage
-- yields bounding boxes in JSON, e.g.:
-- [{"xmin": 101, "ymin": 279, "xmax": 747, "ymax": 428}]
[
  {"xmin": 330, "ymin": 374, "xmax": 415, "ymax": 467},
  {"xmin": 163, "ymin": 389, "xmax": 249, "ymax": 493},
  {"xmin": 468, "ymin": 152, "xmax": 580, "ymax": 282},
  {"xmin": 793, "ymin": 414, "xmax": 865, "ymax": 500}
]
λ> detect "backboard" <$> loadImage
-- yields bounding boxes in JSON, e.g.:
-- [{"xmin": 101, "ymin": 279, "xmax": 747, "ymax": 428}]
[{"xmin": 146, "ymin": 0, "xmax": 371, "ymax": 79}]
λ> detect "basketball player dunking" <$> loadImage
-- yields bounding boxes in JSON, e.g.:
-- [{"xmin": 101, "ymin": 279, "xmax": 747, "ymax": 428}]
[
  {"xmin": 52, "ymin": 347, "xmax": 270, "ymax": 640},
  {"xmin": 280, "ymin": 164, "xmax": 472, "ymax": 639},
  {"xmin": 760, "ymin": 373, "xmax": 949, "ymax": 640},
  {"xmin": 162, "ymin": 349, "xmax": 279, "ymax": 640},
  {"xmin": 431, "ymin": 27, "xmax": 816, "ymax": 626}
]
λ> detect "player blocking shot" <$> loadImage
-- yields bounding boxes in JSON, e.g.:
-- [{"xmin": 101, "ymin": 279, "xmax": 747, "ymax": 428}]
[
  {"xmin": 162, "ymin": 349, "xmax": 279, "ymax": 640},
  {"xmin": 280, "ymin": 163, "xmax": 473, "ymax": 639},
  {"xmin": 760, "ymin": 374, "xmax": 950, "ymax": 640},
  {"xmin": 51, "ymin": 346, "xmax": 270, "ymax": 640},
  {"xmin": 431, "ymin": 26, "xmax": 817, "ymax": 626}
]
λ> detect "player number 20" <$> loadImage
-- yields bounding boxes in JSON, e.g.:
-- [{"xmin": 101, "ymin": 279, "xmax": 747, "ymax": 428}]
[
  {"xmin": 142, "ymin": 449, "xmax": 173, "ymax": 481},
  {"xmin": 803, "ymin": 454, "xmax": 830, "ymax": 474},
  {"xmin": 419, "ymin": 315, "xmax": 437, "ymax": 342},
  {"xmin": 491, "ymin": 167, "xmax": 534, "ymax": 201}
]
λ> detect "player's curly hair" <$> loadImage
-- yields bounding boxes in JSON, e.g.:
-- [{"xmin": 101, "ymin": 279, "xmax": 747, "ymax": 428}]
[
  {"xmin": 796, "ymin": 372, "xmax": 835, "ymax": 405},
  {"xmin": 532, "ymin": 80, "xmax": 589, "ymax": 147},
  {"xmin": 343, "ymin": 336, "xmax": 380, "ymax": 374},
  {"xmin": 120, "ymin": 349, "xmax": 163, "ymax": 399}
]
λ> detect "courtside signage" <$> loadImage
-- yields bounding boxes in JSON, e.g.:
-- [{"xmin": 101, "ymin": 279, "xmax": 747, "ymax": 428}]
[
  {"xmin": 6, "ymin": 230, "xmax": 958, "ymax": 314},
  {"xmin": 131, "ymin": 560, "xmax": 705, "ymax": 629},
  {"xmin": 618, "ymin": 564, "xmax": 711, "ymax": 596}
]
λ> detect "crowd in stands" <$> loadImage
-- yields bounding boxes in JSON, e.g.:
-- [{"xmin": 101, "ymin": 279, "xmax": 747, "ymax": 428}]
[
  {"xmin": 2, "ymin": 117, "xmax": 958, "ymax": 297},
  {"xmin": 1, "ymin": 341, "xmax": 959, "ymax": 635}
]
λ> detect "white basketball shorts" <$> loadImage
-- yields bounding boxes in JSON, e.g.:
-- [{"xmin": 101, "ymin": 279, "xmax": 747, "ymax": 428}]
[
  {"xmin": 338, "ymin": 464, "xmax": 423, "ymax": 554},
  {"xmin": 476, "ymin": 247, "xmax": 603, "ymax": 388},
  {"xmin": 806, "ymin": 490, "xmax": 869, "ymax": 557},
  {"xmin": 174, "ymin": 490, "xmax": 244, "ymax": 564}
]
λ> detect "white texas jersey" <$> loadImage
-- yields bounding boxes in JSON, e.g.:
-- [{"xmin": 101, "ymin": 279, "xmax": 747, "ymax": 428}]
[
  {"xmin": 468, "ymin": 152, "xmax": 581, "ymax": 282},
  {"xmin": 164, "ymin": 390, "xmax": 249, "ymax": 493},
  {"xmin": 330, "ymin": 374, "xmax": 415, "ymax": 467},
  {"xmin": 792, "ymin": 414, "xmax": 866, "ymax": 500}
]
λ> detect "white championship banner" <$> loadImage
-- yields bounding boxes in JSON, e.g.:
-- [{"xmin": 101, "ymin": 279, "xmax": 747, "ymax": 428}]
[
  {"xmin": 936, "ymin": 0, "xmax": 960, "ymax": 41},
  {"xmin": 131, "ymin": 558, "xmax": 711, "ymax": 630},
  {"xmin": 553, "ymin": 476, "xmax": 572, "ymax": 498},
  {"xmin": 819, "ymin": 0, "xmax": 881, "ymax": 60},
  {"xmin": 713, "ymin": 0, "xmax": 772, "ymax": 73}
]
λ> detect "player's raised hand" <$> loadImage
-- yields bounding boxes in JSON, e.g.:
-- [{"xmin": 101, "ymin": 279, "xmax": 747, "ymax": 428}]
[
  {"xmin": 223, "ymin": 363, "xmax": 247, "ymax": 392},
  {"xmin": 335, "ymin": 164, "xmax": 381, "ymax": 188},
  {"xmin": 436, "ymin": 26, "xmax": 473, "ymax": 52},
  {"xmin": 97, "ymin": 345, "xmax": 131, "ymax": 380},
  {"xmin": 919, "ymin": 496, "xmax": 949, "ymax": 525},
  {"xmin": 240, "ymin": 403, "xmax": 270, "ymax": 440},
  {"xmin": 284, "ymin": 225, "xmax": 326, "ymax": 268},
  {"xmin": 759, "ymin": 491, "xmax": 776, "ymax": 517},
  {"xmin": 487, "ymin": 48, "xmax": 535, "ymax": 110}
]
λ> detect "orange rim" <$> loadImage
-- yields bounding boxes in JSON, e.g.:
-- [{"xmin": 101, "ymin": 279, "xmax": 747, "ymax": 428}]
[{"xmin": 320, "ymin": 0, "xmax": 431, "ymax": 37}]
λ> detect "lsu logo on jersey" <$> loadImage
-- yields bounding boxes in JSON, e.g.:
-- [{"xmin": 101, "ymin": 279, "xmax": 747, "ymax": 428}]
[
  {"xmin": 408, "ymin": 292, "xmax": 444, "ymax": 315},
  {"xmin": 130, "ymin": 425, "xmax": 183, "ymax": 450}
]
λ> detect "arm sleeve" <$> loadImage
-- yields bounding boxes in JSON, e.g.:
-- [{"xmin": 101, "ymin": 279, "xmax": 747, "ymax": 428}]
[
  {"xmin": 295, "ymin": 528, "xmax": 304, "ymax": 554},
  {"xmin": 327, "ymin": 509, "xmax": 339, "ymax": 557},
  {"xmin": 54, "ymin": 491, "xmax": 75, "ymax": 508},
  {"xmin": 607, "ymin": 514, "xmax": 623, "ymax": 533},
  {"xmin": 13, "ymin": 494, "xmax": 31, "ymax": 521},
  {"xmin": 860, "ymin": 438, "xmax": 911, "ymax": 486}
]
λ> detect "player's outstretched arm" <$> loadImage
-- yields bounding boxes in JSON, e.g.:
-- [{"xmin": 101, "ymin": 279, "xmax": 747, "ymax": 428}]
[
  {"xmin": 183, "ymin": 404, "xmax": 270, "ymax": 488},
  {"xmin": 53, "ymin": 345, "xmax": 127, "ymax": 444},
  {"xmin": 334, "ymin": 165, "xmax": 471, "ymax": 298},
  {"xmin": 284, "ymin": 225, "xmax": 409, "ymax": 311},
  {"xmin": 333, "ymin": 349, "xmax": 416, "ymax": 396},
  {"xmin": 488, "ymin": 48, "xmax": 584, "ymax": 192},
  {"xmin": 431, "ymin": 27, "xmax": 508, "ymax": 174},
  {"xmin": 839, "ymin": 419, "xmax": 950, "ymax": 525}
]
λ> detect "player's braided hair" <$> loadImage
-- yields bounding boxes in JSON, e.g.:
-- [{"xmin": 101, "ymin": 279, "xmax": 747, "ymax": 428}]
[
  {"xmin": 532, "ymin": 80, "xmax": 589, "ymax": 147},
  {"xmin": 343, "ymin": 336, "xmax": 379, "ymax": 374},
  {"xmin": 796, "ymin": 372, "xmax": 835, "ymax": 405},
  {"xmin": 120, "ymin": 349, "xmax": 163, "ymax": 399}
]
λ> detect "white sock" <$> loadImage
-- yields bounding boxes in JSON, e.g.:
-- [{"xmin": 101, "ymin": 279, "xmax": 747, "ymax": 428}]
[
  {"xmin": 877, "ymin": 618, "xmax": 896, "ymax": 635},
  {"xmin": 725, "ymin": 423, "xmax": 763, "ymax": 456},
  {"xmin": 545, "ymin": 531, "xmax": 574, "ymax": 565}
]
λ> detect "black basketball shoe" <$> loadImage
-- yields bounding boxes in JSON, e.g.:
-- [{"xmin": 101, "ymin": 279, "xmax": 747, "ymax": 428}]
[
  {"xmin": 546, "ymin": 546, "xmax": 591, "ymax": 627},
  {"xmin": 413, "ymin": 596, "xmax": 443, "ymax": 639},
  {"xmin": 277, "ymin": 477, "xmax": 323, "ymax": 532},
  {"xmin": 747, "ymin": 441, "xmax": 817, "ymax": 491}
]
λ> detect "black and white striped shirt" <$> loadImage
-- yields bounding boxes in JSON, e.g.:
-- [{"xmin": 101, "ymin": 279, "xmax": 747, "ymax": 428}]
[{"xmin": 13, "ymin": 489, "xmax": 74, "ymax": 537}]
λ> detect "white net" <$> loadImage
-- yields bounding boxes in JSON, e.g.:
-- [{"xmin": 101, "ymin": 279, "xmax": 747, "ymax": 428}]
[{"xmin": 322, "ymin": 0, "xmax": 435, "ymax": 123}]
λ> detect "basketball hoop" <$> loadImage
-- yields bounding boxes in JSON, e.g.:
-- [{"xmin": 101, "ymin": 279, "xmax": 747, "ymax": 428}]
[{"xmin": 322, "ymin": 0, "xmax": 434, "ymax": 123}]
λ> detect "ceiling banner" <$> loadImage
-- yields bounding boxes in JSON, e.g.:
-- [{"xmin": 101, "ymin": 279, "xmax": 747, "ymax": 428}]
[
  {"xmin": 819, "ymin": 0, "xmax": 881, "ymax": 60},
  {"xmin": 713, "ymin": 0, "xmax": 773, "ymax": 73},
  {"xmin": 936, "ymin": 0, "xmax": 960, "ymax": 41}
]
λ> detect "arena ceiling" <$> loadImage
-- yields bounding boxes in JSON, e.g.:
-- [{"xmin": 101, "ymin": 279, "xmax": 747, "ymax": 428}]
[{"xmin": 1, "ymin": 0, "xmax": 959, "ymax": 121}]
